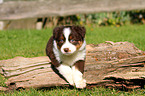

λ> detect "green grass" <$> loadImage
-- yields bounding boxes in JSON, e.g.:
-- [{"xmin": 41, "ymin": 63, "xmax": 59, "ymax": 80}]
[
  {"xmin": 0, "ymin": 24, "xmax": 145, "ymax": 95},
  {"xmin": 86, "ymin": 24, "xmax": 145, "ymax": 51},
  {"xmin": 0, "ymin": 24, "xmax": 145, "ymax": 60},
  {"xmin": 0, "ymin": 29, "xmax": 52, "ymax": 60},
  {"xmin": 0, "ymin": 87, "xmax": 145, "ymax": 96}
]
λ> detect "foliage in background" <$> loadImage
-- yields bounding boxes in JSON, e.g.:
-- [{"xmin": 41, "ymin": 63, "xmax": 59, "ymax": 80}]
[
  {"xmin": 51, "ymin": 10, "xmax": 145, "ymax": 27},
  {"xmin": 77, "ymin": 11, "xmax": 130, "ymax": 26},
  {"xmin": 129, "ymin": 10, "xmax": 145, "ymax": 24}
]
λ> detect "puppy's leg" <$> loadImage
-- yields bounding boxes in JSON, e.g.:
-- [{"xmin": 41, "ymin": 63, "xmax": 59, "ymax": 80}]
[
  {"xmin": 72, "ymin": 60, "xmax": 86, "ymax": 89},
  {"xmin": 57, "ymin": 64, "xmax": 74, "ymax": 86}
]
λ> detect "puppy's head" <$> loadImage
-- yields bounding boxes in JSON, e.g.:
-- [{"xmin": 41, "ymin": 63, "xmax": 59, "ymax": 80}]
[{"xmin": 53, "ymin": 26, "xmax": 86, "ymax": 55}]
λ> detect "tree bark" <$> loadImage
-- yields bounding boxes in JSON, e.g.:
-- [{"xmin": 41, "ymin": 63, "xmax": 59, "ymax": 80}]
[{"xmin": 0, "ymin": 41, "xmax": 145, "ymax": 91}]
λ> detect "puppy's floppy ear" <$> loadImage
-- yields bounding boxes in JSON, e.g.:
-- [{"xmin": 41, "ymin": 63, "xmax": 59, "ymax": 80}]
[
  {"xmin": 72, "ymin": 26, "xmax": 86, "ymax": 38},
  {"xmin": 53, "ymin": 26, "xmax": 65, "ymax": 39},
  {"xmin": 79, "ymin": 26, "xmax": 86, "ymax": 38},
  {"xmin": 53, "ymin": 26, "xmax": 60, "ymax": 40}
]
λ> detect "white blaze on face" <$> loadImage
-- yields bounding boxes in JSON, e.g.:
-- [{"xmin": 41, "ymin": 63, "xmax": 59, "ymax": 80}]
[{"xmin": 61, "ymin": 28, "xmax": 76, "ymax": 55}]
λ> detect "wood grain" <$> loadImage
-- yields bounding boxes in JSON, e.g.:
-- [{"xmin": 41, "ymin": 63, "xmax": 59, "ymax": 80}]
[
  {"xmin": 0, "ymin": 0, "xmax": 145, "ymax": 20},
  {"xmin": 0, "ymin": 41, "xmax": 145, "ymax": 91}
]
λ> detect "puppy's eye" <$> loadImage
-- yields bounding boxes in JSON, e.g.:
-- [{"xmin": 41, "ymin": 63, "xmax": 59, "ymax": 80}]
[
  {"xmin": 70, "ymin": 39, "xmax": 75, "ymax": 43},
  {"xmin": 59, "ymin": 40, "xmax": 64, "ymax": 43}
]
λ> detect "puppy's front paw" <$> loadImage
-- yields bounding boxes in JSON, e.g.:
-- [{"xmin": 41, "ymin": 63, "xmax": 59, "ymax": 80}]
[
  {"xmin": 75, "ymin": 79, "xmax": 86, "ymax": 89},
  {"xmin": 67, "ymin": 79, "xmax": 74, "ymax": 86}
]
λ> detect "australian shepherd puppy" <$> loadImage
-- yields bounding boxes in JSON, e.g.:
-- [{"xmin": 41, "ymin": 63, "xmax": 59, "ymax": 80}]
[{"xmin": 46, "ymin": 25, "xmax": 86, "ymax": 88}]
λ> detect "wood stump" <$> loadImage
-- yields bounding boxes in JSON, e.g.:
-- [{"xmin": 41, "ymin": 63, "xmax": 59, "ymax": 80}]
[{"xmin": 0, "ymin": 41, "xmax": 145, "ymax": 91}]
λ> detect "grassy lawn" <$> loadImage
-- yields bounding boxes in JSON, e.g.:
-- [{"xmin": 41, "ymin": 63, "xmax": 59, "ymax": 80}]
[
  {"xmin": 0, "ymin": 87, "xmax": 145, "ymax": 96},
  {"xmin": 0, "ymin": 24, "xmax": 145, "ymax": 95},
  {"xmin": 0, "ymin": 24, "xmax": 145, "ymax": 60}
]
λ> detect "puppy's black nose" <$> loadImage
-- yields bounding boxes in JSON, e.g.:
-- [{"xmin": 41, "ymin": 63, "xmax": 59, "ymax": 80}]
[{"xmin": 64, "ymin": 48, "xmax": 69, "ymax": 52}]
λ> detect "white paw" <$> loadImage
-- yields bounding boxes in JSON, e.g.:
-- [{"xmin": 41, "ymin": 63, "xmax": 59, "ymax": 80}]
[
  {"xmin": 67, "ymin": 79, "xmax": 74, "ymax": 86},
  {"xmin": 75, "ymin": 79, "xmax": 86, "ymax": 89},
  {"xmin": 64, "ymin": 73, "xmax": 75, "ymax": 86},
  {"xmin": 56, "ymin": 64, "xmax": 74, "ymax": 86}
]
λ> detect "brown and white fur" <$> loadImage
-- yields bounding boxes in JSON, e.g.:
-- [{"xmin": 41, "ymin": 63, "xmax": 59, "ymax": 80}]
[{"xmin": 46, "ymin": 26, "xmax": 86, "ymax": 88}]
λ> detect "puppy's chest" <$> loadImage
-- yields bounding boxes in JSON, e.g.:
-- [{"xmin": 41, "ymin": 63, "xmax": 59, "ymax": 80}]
[
  {"xmin": 54, "ymin": 50, "xmax": 86, "ymax": 66},
  {"xmin": 62, "ymin": 53, "xmax": 83, "ymax": 66}
]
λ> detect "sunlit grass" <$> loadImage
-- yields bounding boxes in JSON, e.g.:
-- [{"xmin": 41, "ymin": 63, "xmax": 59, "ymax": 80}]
[
  {"xmin": 86, "ymin": 24, "xmax": 145, "ymax": 51},
  {"xmin": 0, "ymin": 24, "xmax": 145, "ymax": 60},
  {"xmin": 0, "ymin": 87, "xmax": 145, "ymax": 96},
  {"xmin": 0, "ymin": 29, "xmax": 52, "ymax": 60}
]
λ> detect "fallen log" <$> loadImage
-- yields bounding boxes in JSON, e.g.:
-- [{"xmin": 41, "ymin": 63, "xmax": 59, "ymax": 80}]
[{"xmin": 0, "ymin": 41, "xmax": 145, "ymax": 91}]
